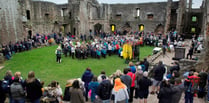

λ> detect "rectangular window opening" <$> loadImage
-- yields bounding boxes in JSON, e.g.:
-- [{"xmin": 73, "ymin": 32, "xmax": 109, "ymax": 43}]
[
  {"xmin": 192, "ymin": 16, "xmax": 197, "ymax": 22},
  {"xmin": 136, "ymin": 8, "xmax": 140, "ymax": 17},
  {"xmin": 26, "ymin": 10, "xmax": 30, "ymax": 20}
]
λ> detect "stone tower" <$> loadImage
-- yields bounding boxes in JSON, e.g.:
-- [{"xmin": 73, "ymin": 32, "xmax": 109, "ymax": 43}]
[
  {"xmin": 164, "ymin": 0, "xmax": 172, "ymax": 34},
  {"xmin": 176, "ymin": 0, "xmax": 186, "ymax": 33}
]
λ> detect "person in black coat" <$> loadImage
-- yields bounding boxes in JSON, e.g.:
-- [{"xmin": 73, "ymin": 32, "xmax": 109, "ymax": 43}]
[
  {"xmin": 96, "ymin": 76, "xmax": 113, "ymax": 102},
  {"xmin": 63, "ymin": 80, "xmax": 73, "ymax": 102},
  {"xmin": 82, "ymin": 68, "xmax": 94, "ymax": 101},
  {"xmin": 137, "ymin": 72, "xmax": 152, "ymax": 103},
  {"xmin": 186, "ymin": 46, "xmax": 194, "ymax": 59},
  {"xmin": 143, "ymin": 58, "xmax": 149, "ymax": 71},
  {"xmin": 24, "ymin": 71, "xmax": 42, "ymax": 103},
  {"xmin": 157, "ymin": 80, "xmax": 175, "ymax": 103},
  {"xmin": 0, "ymin": 80, "xmax": 6, "ymax": 103},
  {"xmin": 151, "ymin": 61, "xmax": 166, "ymax": 94},
  {"xmin": 171, "ymin": 78, "xmax": 184, "ymax": 103}
]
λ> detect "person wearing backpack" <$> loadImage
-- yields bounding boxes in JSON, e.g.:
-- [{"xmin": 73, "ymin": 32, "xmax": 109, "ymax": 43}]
[
  {"xmin": 96, "ymin": 76, "xmax": 113, "ymax": 103},
  {"xmin": 3, "ymin": 70, "xmax": 14, "ymax": 103},
  {"xmin": 0, "ymin": 80, "xmax": 6, "ymax": 103},
  {"xmin": 10, "ymin": 77, "xmax": 25, "ymax": 103},
  {"xmin": 184, "ymin": 72, "xmax": 200, "ymax": 103},
  {"xmin": 55, "ymin": 46, "xmax": 62, "ymax": 63}
]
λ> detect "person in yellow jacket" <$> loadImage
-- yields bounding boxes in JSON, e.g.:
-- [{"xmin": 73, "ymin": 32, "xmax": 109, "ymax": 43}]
[{"xmin": 122, "ymin": 41, "xmax": 132, "ymax": 63}]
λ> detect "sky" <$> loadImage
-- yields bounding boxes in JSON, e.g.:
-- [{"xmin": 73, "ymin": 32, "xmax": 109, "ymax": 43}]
[{"xmin": 40, "ymin": 0, "xmax": 203, "ymax": 8}]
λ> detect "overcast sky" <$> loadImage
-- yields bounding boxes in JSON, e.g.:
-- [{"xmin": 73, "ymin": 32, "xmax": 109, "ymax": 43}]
[{"xmin": 40, "ymin": 0, "xmax": 203, "ymax": 8}]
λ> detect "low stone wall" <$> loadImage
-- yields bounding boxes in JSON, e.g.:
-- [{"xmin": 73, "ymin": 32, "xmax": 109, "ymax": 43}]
[
  {"xmin": 179, "ymin": 59, "xmax": 197, "ymax": 73},
  {"xmin": 147, "ymin": 51, "xmax": 162, "ymax": 63}
]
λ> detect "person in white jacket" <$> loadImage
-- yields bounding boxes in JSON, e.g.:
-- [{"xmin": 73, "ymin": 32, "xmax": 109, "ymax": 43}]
[{"xmin": 112, "ymin": 78, "xmax": 129, "ymax": 103}]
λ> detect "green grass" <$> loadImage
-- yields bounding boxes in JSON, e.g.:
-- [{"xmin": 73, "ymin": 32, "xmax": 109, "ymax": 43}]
[{"xmin": 0, "ymin": 45, "xmax": 154, "ymax": 89}]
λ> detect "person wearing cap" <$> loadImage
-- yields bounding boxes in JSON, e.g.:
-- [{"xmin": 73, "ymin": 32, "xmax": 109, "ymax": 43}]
[
  {"xmin": 136, "ymin": 72, "xmax": 152, "ymax": 103},
  {"xmin": 63, "ymin": 79, "xmax": 74, "ymax": 103}
]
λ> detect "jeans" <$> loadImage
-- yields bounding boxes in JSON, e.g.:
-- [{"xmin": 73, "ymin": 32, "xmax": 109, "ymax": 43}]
[
  {"xmin": 185, "ymin": 92, "xmax": 193, "ymax": 103},
  {"xmin": 207, "ymin": 85, "xmax": 209, "ymax": 101},
  {"xmin": 102, "ymin": 99, "xmax": 110, "ymax": 103},
  {"xmin": 12, "ymin": 99, "xmax": 25, "ymax": 103},
  {"xmin": 31, "ymin": 98, "xmax": 40, "ymax": 103}
]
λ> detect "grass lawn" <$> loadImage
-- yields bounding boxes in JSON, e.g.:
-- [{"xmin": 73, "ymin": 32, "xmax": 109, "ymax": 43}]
[{"xmin": 0, "ymin": 45, "xmax": 154, "ymax": 89}]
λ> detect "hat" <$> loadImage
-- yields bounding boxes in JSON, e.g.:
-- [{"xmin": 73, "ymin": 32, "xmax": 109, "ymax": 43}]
[{"xmin": 66, "ymin": 79, "xmax": 75, "ymax": 87}]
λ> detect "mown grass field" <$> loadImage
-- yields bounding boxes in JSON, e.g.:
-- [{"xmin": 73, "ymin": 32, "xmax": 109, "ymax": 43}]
[{"xmin": 0, "ymin": 45, "xmax": 154, "ymax": 89}]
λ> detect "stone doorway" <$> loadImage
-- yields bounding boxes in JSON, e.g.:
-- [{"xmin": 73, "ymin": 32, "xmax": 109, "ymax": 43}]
[
  {"xmin": 28, "ymin": 30, "xmax": 32, "ymax": 39},
  {"xmin": 155, "ymin": 24, "xmax": 164, "ymax": 34},
  {"xmin": 122, "ymin": 22, "xmax": 132, "ymax": 34},
  {"xmin": 94, "ymin": 23, "xmax": 102, "ymax": 35},
  {"xmin": 73, "ymin": 28, "xmax": 76, "ymax": 35}
]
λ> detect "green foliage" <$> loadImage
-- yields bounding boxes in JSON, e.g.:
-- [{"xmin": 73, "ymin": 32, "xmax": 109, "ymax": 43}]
[{"xmin": 0, "ymin": 45, "xmax": 154, "ymax": 89}]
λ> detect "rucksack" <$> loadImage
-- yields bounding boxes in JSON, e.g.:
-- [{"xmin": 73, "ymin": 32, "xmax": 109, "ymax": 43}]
[
  {"xmin": 100, "ymin": 82, "xmax": 111, "ymax": 99},
  {"xmin": 1, "ymin": 80, "xmax": 10, "ymax": 93},
  {"xmin": 57, "ymin": 50, "xmax": 61, "ymax": 55}
]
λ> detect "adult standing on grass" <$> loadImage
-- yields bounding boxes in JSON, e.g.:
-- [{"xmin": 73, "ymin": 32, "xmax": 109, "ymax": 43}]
[
  {"xmin": 24, "ymin": 71, "xmax": 42, "ymax": 103},
  {"xmin": 55, "ymin": 45, "xmax": 62, "ymax": 63},
  {"xmin": 82, "ymin": 68, "xmax": 94, "ymax": 101}
]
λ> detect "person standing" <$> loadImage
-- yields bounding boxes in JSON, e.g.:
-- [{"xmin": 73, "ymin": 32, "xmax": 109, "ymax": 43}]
[
  {"xmin": 186, "ymin": 46, "xmax": 194, "ymax": 59},
  {"xmin": 97, "ymin": 76, "xmax": 113, "ymax": 103},
  {"xmin": 112, "ymin": 78, "xmax": 129, "ymax": 103},
  {"xmin": 82, "ymin": 68, "xmax": 94, "ymax": 101},
  {"xmin": 143, "ymin": 58, "xmax": 149, "ymax": 72},
  {"xmin": 55, "ymin": 46, "xmax": 62, "ymax": 63},
  {"xmin": 88, "ymin": 76, "xmax": 99, "ymax": 102},
  {"xmin": 120, "ymin": 68, "xmax": 132, "ymax": 94},
  {"xmin": 10, "ymin": 77, "xmax": 25, "ymax": 103},
  {"xmin": 137, "ymin": 72, "xmax": 152, "ymax": 103},
  {"xmin": 70, "ymin": 80, "xmax": 85, "ymax": 103},
  {"xmin": 0, "ymin": 80, "xmax": 6, "ymax": 103},
  {"xmin": 157, "ymin": 80, "xmax": 174, "ymax": 103},
  {"xmin": 151, "ymin": 61, "xmax": 166, "ymax": 94},
  {"xmin": 127, "ymin": 68, "xmax": 136, "ymax": 103},
  {"xmin": 24, "ymin": 71, "xmax": 42, "ymax": 103}
]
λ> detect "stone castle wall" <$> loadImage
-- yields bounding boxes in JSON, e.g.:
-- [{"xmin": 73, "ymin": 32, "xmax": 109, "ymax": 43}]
[{"xmin": 0, "ymin": 0, "xmax": 24, "ymax": 44}]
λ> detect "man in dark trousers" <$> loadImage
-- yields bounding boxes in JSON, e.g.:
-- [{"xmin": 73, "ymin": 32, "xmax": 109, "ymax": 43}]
[{"xmin": 186, "ymin": 46, "xmax": 194, "ymax": 59}]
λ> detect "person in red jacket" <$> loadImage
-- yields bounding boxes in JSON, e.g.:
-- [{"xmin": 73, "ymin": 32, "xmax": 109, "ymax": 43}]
[{"xmin": 127, "ymin": 68, "xmax": 136, "ymax": 102}]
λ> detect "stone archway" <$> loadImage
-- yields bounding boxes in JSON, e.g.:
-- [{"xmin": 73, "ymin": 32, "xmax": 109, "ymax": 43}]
[
  {"xmin": 122, "ymin": 22, "xmax": 132, "ymax": 34},
  {"xmin": 155, "ymin": 24, "xmax": 164, "ymax": 34},
  {"xmin": 94, "ymin": 23, "xmax": 102, "ymax": 35}
]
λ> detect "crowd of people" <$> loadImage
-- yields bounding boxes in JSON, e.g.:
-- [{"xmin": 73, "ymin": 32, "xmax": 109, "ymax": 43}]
[
  {"xmin": 0, "ymin": 29, "xmax": 207, "ymax": 103},
  {"xmin": 2, "ymin": 30, "xmax": 186, "ymax": 62},
  {"xmin": 0, "ymin": 58, "xmax": 208, "ymax": 103}
]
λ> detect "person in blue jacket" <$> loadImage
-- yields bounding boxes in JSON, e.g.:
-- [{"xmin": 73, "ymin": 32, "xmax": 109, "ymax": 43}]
[{"xmin": 82, "ymin": 68, "xmax": 94, "ymax": 101}]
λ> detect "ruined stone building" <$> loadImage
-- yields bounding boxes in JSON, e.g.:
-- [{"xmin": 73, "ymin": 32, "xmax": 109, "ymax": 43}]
[{"xmin": 0, "ymin": 0, "xmax": 207, "ymax": 44}]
